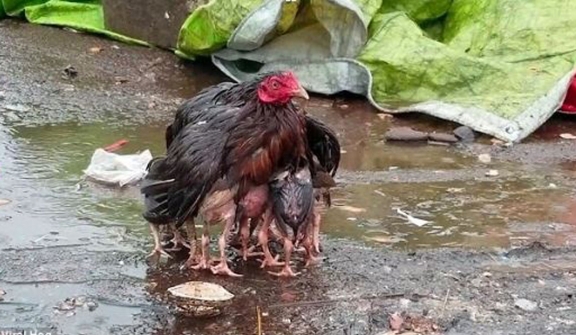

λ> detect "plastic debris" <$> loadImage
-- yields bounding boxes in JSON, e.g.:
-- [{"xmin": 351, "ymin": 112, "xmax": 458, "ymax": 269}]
[
  {"xmin": 83, "ymin": 148, "xmax": 152, "ymax": 187},
  {"xmin": 559, "ymin": 133, "xmax": 576, "ymax": 139},
  {"xmin": 396, "ymin": 208, "xmax": 430, "ymax": 227},
  {"xmin": 486, "ymin": 170, "xmax": 499, "ymax": 177}
]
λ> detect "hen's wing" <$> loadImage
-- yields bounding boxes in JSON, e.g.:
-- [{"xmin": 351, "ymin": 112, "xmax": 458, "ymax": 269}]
[
  {"xmin": 304, "ymin": 115, "xmax": 340, "ymax": 177},
  {"xmin": 143, "ymin": 105, "xmax": 240, "ymax": 225},
  {"xmin": 165, "ymin": 82, "xmax": 236, "ymax": 149}
]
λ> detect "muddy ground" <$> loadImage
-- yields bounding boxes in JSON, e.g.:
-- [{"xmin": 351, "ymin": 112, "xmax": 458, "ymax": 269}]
[{"xmin": 1, "ymin": 20, "xmax": 576, "ymax": 335}]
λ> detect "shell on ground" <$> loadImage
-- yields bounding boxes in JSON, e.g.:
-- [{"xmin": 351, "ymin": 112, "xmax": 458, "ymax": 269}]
[{"xmin": 168, "ymin": 281, "xmax": 234, "ymax": 302}]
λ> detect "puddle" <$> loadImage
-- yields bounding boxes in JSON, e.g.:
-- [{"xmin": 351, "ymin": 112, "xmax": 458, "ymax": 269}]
[{"xmin": 3, "ymin": 102, "xmax": 576, "ymax": 251}]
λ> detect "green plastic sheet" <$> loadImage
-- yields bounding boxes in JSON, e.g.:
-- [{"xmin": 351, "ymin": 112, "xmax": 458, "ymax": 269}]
[
  {"xmin": 2, "ymin": 0, "xmax": 576, "ymax": 142},
  {"xmin": 0, "ymin": 0, "xmax": 146, "ymax": 45},
  {"xmin": 197, "ymin": 0, "xmax": 576, "ymax": 142}
]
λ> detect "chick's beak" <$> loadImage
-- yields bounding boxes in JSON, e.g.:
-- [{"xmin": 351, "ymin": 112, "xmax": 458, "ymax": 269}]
[{"xmin": 293, "ymin": 83, "xmax": 309, "ymax": 100}]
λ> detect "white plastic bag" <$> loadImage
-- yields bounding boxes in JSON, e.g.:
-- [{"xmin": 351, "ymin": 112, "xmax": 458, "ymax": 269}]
[{"xmin": 83, "ymin": 148, "xmax": 153, "ymax": 187}]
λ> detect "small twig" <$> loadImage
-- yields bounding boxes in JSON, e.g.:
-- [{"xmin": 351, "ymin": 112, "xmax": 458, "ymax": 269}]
[
  {"xmin": 441, "ymin": 289, "xmax": 450, "ymax": 317},
  {"xmin": 374, "ymin": 190, "xmax": 386, "ymax": 197},
  {"xmin": 257, "ymin": 306, "xmax": 262, "ymax": 335}
]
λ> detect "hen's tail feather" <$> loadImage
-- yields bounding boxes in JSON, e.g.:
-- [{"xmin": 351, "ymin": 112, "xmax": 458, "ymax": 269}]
[{"xmin": 305, "ymin": 115, "xmax": 341, "ymax": 177}]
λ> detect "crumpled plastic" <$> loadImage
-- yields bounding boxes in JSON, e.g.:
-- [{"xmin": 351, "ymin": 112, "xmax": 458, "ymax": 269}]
[{"xmin": 83, "ymin": 148, "xmax": 152, "ymax": 187}]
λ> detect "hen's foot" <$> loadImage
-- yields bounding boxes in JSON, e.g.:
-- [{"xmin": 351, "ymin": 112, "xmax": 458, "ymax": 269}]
[
  {"xmin": 211, "ymin": 261, "xmax": 243, "ymax": 277},
  {"xmin": 165, "ymin": 238, "xmax": 191, "ymax": 252},
  {"xmin": 304, "ymin": 254, "xmax": 322, "ymax": 267},
  {"xmin": 181, "ymin": 253, "xmax": 201, "ymax": 269},
  {"xmin": 165, "ymin": 227, "xmax": 191, "ymax": 251},
  {"xmin": 183, "ymin": 257, "xmax": 213, "ymax": 271},
  {"xmin": 258, "ymin": 254, "xmax": 285, "ymax": 268},
  {"xmin": 268, "ymin": 265, "xmax": 300, "ymax": 277},
  {"xmin": 147, "ymin": 248, "xmax": 173, "ymax": 260},
  {"xmin": 242, "ymin": 246, "xmax": 264, "ymax": 261}
]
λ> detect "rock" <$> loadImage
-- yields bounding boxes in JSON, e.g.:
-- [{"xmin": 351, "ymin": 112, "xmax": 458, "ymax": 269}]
[
  {"xmin": 85, "ymin": 301, "xmax": 98, "ymax": 312},
  {"xmin": 377, "ymin": 113, "xmax": 392, "ymax": 120},
  {"xmin": 385, "ymin": 127, "xmax": 428, "ymax": 141},
  {"xmin": 399, "ymin": 298, "xmax": 411, "ymax": 309},
  {"xmin": 3, "ymin": 104, "xmax": 29, "ymax": 113},
  {"xmin": 493, "ymin": 302, "xmax": 507, "ymax": 311},
  {"xmin": 478, "ymin": 154, "xmax": 492, "ymax": 164},
  {"xmin": 453, "ymin": 126, "xmax": 476, "ymax": 142},
  {"xmin": 429, "ymin": 132, "xmax": 459, "ymax": 143},
  {"xmin": 63, "ymin": 65, "xmax": 78, "ymax": 79},
  {"xmin": 470, "ymin": 278, "xmax": 483, "ymax": 288},
  {"xmin": 428, "ymin": 140, "xmax": 450, "ymax": 146},
  {"xmin": 515, "ymin": 298, "xmax": 538, "ymax": 312},
  {"xmin": 102, "ymin": 0, "xmax": 203, "ymax": 49}
]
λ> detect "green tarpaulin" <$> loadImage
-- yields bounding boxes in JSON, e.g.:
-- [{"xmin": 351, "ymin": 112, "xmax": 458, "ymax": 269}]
[
  {"xmin": 2, "ymin": 0, "xmax": 576, "ymax": 142},
  {"xmin": 0, "ymin": 0, "xmax": 145, "ymax": 44}
]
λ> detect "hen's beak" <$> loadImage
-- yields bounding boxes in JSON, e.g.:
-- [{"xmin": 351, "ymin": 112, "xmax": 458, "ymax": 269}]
[{"xmin": 293, "ymin": 83, "xmax": 310, "ymax": 100}]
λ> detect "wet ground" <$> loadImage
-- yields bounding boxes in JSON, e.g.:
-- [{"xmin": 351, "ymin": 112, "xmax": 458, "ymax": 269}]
[{"xmin": 1, "ymin": 19, "xmax": 576, "ymax": 335}]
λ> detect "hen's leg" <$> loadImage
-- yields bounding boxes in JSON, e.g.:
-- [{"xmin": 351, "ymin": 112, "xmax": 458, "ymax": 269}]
[
  {"xmin": 211, "ymin": 216, "xmax": 242, "ymax": 277},
  {"xmin": 240, "ymin": 217, "xmax": 263, "ymax": 260},
  {"xmin": 182, "ymin": 219, "xmax": 199, "ymax": 267},
  {"xmin": 258, "ymin": 211, "xmax": 284, "ymax": 268},
  {"xmin": 269, "ymin": 238, "xmax": 300, "ymax": 277},
  {"xmin": 188, "ymin": 223, "xmax": 211, "ymax": 270},
  {"xmin": 147, "ymin": 223, "xmax": 172, "ymax": 259},
  {"xmin": 166, "ymin": 222, "xmax": 191, "ymax": 252}
]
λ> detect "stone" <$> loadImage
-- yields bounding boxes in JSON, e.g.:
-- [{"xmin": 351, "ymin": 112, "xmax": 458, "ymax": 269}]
[
  {"xmin": 478, "ymin": 154, "xmax": 492, "ymax": 164},
  {"xmin": 453, "ymin": 126, "xmax": 476, "ymax": 142},
  {"xmin": 102, "ymin": 0, "xmax": 210, "ymax": 49},
  {"xmin": 514, "ymin": 298, "xmax": 538, "ymax": 312},
  {"xmin": 428, "ymin": 132, "xmax": 459, "ymax": 143},
  {"xmin": 384, "ymin": 127, "xmax": 428, "ymax": 141}
]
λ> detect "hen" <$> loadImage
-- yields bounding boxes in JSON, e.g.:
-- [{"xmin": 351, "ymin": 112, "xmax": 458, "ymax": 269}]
[{"xmin": 141, "ymin": 72, "xmax": 314, "ymax": 276}]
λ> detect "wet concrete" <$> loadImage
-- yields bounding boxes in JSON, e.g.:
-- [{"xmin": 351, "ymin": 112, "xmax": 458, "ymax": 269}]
[{"xmin": 1, "ymin": 19, "xmax": 576, "ymax": 335}]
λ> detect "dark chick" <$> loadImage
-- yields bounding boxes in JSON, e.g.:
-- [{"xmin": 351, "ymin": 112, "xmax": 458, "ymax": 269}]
[
  {"xmin": 141, "ymin": 71, "xmax": 311, "ymax": 277},
  {"xmin": 259, "ymin": 165, "xmax": 315, "ymax": 277}
]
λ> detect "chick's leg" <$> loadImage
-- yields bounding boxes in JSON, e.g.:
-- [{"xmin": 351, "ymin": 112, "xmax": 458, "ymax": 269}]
[
  {"xmin": 166, "ymin": 222, "xmax": 191, "ymax": 252},
  {"xmin": 147, "ymin": 223, "xmax": 172, "ymax": 259},
  {"xmin": 258, "ymin": 210, "xmax": 284, "ymax": 268},
  {"xmin": 312, "ymin": 208, "xmax": 322, "ymax": 254},
  {"xmin": 182, "ymin": 219, "xmax": 199, "ymax": 267},
  {"xmin": 302, "ymin": 231, "xmax": 321, "ymax": 267},
  {"xmin": 269, "ymin": 238, "xmax": 299, "ymax": 277},
  {"xmin": 187, "ymin": 223, "xmax": 211, "ymax": 270},
  {"xmin": 240, "ymin": 217, "xmax": 263, "ymax": 261},
  {"xmin": 211, "ymin": 215, "xmax": 243, "ymax": 277}
]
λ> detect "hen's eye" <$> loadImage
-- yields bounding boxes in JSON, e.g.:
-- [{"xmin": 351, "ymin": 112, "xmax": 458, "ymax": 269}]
[{"xmin": 271, "ymin": 81, "xmax": 279, "ymax": 89}]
